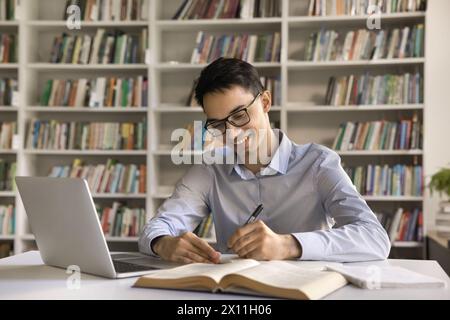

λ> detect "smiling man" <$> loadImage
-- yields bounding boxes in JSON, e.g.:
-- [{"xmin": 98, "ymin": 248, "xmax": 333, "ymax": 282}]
[{"xmin": 139, "ymin": 57, "xmax": 391, "ymax": 264}]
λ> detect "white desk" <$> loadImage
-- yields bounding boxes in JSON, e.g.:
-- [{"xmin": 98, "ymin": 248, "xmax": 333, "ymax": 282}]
[{"xmin": 1, "ymin": 251, "xmax": 450, "ymax": 300}]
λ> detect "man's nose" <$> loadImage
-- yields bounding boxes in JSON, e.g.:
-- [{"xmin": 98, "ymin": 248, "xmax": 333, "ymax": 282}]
[{"xmin": 226, "ymin": 125, "xmax": 243, "ymax": 140}]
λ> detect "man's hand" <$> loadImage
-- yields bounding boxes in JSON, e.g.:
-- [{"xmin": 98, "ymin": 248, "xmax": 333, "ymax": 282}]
[
  {"xmin": 227, "ymin": 220, "xmax": 302, "ymax": 260},
  {"xmin": 152, "ymin": 232, "xmax": 221, "ymax": 264}
]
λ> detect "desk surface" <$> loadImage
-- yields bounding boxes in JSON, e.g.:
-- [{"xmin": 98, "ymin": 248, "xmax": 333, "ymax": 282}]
[{"xmin": 1, "ymin": 251, "xmax": 450, "ymax": 300}]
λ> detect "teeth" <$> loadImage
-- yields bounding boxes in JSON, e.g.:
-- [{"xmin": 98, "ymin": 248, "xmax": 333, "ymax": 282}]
[{"xmin": 236, "ymin": 136, "xmax": 248, "ymax": 144}]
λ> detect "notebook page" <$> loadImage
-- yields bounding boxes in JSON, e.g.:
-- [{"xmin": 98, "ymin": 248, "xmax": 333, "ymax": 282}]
[{"xmin": 326, "ymin": 265, "xmax": 446, "ymax": 289}]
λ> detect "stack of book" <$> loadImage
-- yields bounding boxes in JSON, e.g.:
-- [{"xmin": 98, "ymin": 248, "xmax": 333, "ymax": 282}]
[
  {"xmin": 48, "ymin": 158, "xmax": 146, "ymax": 194},
  {"xmin": 375, "ymin": 207, "xmax": 423, "ymax": 243},
  {"xmin": 332, "ymin": 116, "xmax": 422, "ymax": 151},
  {"xmin": 96, "ymin": 202, "xmax": 146, "ymax": 237},
  {"xmin": 172, "ymin": 0, "xmax": 281, "ymax": 19},
  {"xmin": 63, "ymin": 0, "xmax": 149, "ymax": 21},
  {"xmin": 0, "ymin": 33, "xmax": 16, "ymax": 63},
  {"xmin": 190, "ymin": 31, "xmax": 281, "ymax": 64},
  {"xmin": 436, "ymin": 201, "xmax": 450, "ymax": 237},
  {"xmin": 0, "ymin": 204, "xmax": 14, "ymax": 236},
  {"xmin": 194, "ymin": 214, "xmax": 215, "ymax": 241},
  {"xmin": 0, "ymin": 78, "xmax": 17, "ymax": 106},
  {"xmin": 26, "ymin": 119, "xmax": 147, "ymax": 151},
  {"xmin": 49, "ymin": 29, "xmax": 147, "ymax": 64},
  {"xmin": 304, "ymin": 24, "xmax": 424, "ymax": 61},
  {"xmin": 307, "ymin": 0, "xmax": 427, "ymax": 16},
  {"xmin": 0, "ymin": 0, "xmax": 18, "ymax": 20},
  {"xmin": 344, "ymin": 163, "xmax": 422, "ymax": 196},
  {"xmin": 40, "ymin": 76, "xmax": 148, "ymax": 108},
  {"xmin": 0, "ymin": 159, "xmax": 15, "ymax": 191},
  {"xmin": 0, "ymin": 122, "xmax": 16, "ymax": 149},
  {"xmin": 325, "ymin": 72, "xmax": 423, "ymax": 106}
]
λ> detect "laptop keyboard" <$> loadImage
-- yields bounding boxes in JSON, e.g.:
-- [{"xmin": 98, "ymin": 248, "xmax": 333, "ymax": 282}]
[{"xmin": 112, "ymin": 260, "xmax": 158, "ymax": 273}]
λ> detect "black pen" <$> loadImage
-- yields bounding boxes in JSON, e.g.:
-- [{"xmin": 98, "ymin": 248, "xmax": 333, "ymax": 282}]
[{"xmin": 244, "ymin": 204, "xmax": 264, "ymax": 225}]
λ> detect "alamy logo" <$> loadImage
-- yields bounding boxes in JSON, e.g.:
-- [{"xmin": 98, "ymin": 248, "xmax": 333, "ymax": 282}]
[
  {"xmin": 66, "ymin": 265, "xmax": 81, "ymax": 290},
  {"xmin": 66, "ymin": 5, "xmax": 81, "ymax": 30},
  {"xmin": 366, "ymin": 5, "xmax": 381, "ymax": 30}
]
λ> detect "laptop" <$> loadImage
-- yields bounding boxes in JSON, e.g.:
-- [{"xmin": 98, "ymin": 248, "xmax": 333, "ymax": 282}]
[{"xmin": 15, "ymin": 176, "xmax": 180, "ymax": 278}]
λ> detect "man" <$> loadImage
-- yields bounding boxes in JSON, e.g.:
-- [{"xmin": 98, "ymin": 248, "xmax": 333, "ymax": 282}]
[{"xmin": 139, "ymin": 57, "xmax": 390, "ymax": 264}]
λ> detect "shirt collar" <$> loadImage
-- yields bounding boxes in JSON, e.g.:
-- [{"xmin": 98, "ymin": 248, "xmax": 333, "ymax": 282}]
[{"xmin": 227, "ymin": 129, "xmax": 292, "ymax": 178}]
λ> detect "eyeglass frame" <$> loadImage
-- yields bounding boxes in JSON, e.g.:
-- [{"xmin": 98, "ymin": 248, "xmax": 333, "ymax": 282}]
[{"xmin": 203, "ymin": 92, "xmax": 262, "ymax": 137}]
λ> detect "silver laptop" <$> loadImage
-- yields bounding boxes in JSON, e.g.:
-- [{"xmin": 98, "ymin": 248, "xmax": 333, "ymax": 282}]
[{"xmin": 15, "ymin": 176, "xmax": 180, "ymax": 278}]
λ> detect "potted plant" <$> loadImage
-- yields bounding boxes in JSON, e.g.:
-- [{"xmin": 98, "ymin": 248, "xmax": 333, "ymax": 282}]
[{"xmin": 429, "ymin": 167, "xmax": 450, "ymax": 237}]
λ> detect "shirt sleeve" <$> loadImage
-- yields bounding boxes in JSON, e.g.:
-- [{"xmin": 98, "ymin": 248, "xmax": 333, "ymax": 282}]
[
  {"xmin": 292, "ymin": 148, "xmax": 391, "ymax": 262},
  {"xmin": 138, "ymin": 164, "xmax": 212, "ymax": 256}
]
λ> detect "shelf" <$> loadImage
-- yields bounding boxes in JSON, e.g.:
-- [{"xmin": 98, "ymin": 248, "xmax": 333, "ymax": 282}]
[
  {"xmin": 288, "ymin": 12, "xmax": 426, "ymax": 27},
  {"xmin": 105, "ymin": 236, "xmax": 139, "ymax": 242},
  {"xmin": 0, "ymin": 21, "xmax": 19, "ymax": 26},
  {"xmin": 0, "ymin": 63, "xmax": 18, "ymax": 69},
  {"xmin": 285, "ymin": 104, "xmax": 424, "ymax": 112},
  {"xmin": 156, "ymin": 17, "xmax": 282, "ymax": 30},
  {"xmin": 28, "ymin": 20, "xmax": 149, "ymax": 28},
  {"xmin": 23, "ymin": 149, "xmax": 147, "ymax": 156},
  {"xmin": 28, "ymin": 63, "xmax": 148, "ymax": 70},
  {"xmin": 91, "ymin": 193, "xmax": 146, "ymax": 199},
  {"xmin": 0, "ymin": 191, "xmax": 16, "ymax": 198},
  {"xmin": 0, "ymin": 107, "xmax": 17, "ymax": 112},
  {"xmin": 363, "ymin": 196, "xmax": 424, "ymax": 202},
  {"xmin": 26, "ymin": 106, "xmax": 148, "ymax": 113},
  {"xmin": 0, "ymin": 149, "xmax": 17, "ymax": 154},
  {"xmin": 336, "ymin": 150, "xmax": 423, "ymax": 156},
  {"xmin": 0, "ymin": 235, "xmax": 15, "ymax": 240},
  {"xmin": 156, "ymin": 62, "xmax": 281, "ymax": 71},
  {"xmin": 287, "ymin": 58, "xmax": 424, "ymax": 70},
  {"xmin": 392, "ymin": 241, "xmax": 424, "ymax": 248}
]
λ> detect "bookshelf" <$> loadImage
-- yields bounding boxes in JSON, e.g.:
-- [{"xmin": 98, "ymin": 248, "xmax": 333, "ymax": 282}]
[{"xmin": 0, "ymin": 0, "xmax": 436, "ymax": 259}]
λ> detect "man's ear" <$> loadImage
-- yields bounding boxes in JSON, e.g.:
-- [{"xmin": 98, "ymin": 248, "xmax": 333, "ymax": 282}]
[{"xmin": 261, "ymin": 90, "xmax": 272, "ymax": 113}]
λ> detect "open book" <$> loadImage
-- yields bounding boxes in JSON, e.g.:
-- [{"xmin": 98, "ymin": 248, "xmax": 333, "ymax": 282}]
[{"xmin": 133, "ymin": 259, "xmax": 348, "ymax": 300}]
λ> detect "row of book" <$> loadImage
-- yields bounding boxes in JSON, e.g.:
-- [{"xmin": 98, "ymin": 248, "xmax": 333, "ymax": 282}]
[
  {"xmin": 26, "ymin": 120, "xmax": 147, "ymax": 151},
  {"xmin": 194, "ymin": 214, "xmax": 215, "ymax": 240},
  {"xmin": 0, "ymin": 78, "xmax": 17, "ymax": 106},
  {"xmin": 172, "ymin": 0, "xmax": 281, "ymax": 19},
  {"xmin": 64, "ymin": 0, "xmax": 149, "ymax": 21},
  {"xmin": 0, "ymin": 122, "xmax": 16, "ymax": 149},
  {"xmin": 307, "ymin": 0, "xmax": 427, "ymax": 16},
  {"xmin": 332, "ymin": 117, "xmax": 422, "ymax": 151},
  {"xmin": 0, "ymin": 0, "xmax": 17, "ymax": 21},
  {"xmin": 96, "ymin": 202, "xmax": 145, "ymax": 237},
  {"xmin": 0, "ymin": 34, "xmax": 16, "ymax": 63},
  {"xmin": 375, "ymin": 207, "xmax": 423, "ymax": 243},
  {"xmin": 344, "ymin": 164, "xmax": 422, "ymax": 196},
  {"xmin": 185, "ymin": 75, "xmax": 281, "ymax": 107},
  {"xmin": 0, "ymin": 204, "xmax": 14, "ymax": 236},
  {"xmin": 49, "ymin": 29, "xmax": 147, "ymax": 64},
  {"xmin": 48, "ymin": 158, "xmax": 146, "ymax": 194},
  {"xmin": 304, "ymin": 24, "xmax": 424, "ymax": 61},
  {"xmin": 40, "ymin": 77, "xmax": 148, "ymax": 108},
  {"xmin": 325, "ymin": 72, "xmax": 423, "ymax": 106},
  {"xmin": 191, "ymin": 31, "xmax": 281, "ymax": 64},
  {"xmin": 0, "ymin": 159, "xmax": 15, "ymax": 191}
]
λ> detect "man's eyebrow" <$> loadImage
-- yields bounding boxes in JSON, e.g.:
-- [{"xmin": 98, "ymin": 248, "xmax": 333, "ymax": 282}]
[{"xmin": 206, "ymin": 104, "xmax": 245, "ymax": 122}]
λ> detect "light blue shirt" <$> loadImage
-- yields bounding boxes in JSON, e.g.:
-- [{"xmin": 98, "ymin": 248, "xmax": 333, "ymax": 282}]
[{"xmin": 139, "ymin": 130, "xmax": 391, "ymax": 262}]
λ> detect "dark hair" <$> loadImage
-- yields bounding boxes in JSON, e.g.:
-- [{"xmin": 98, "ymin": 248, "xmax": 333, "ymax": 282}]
[{"xmin": 194, "ymin": 58, "xmax": 264, "ymax": 108}]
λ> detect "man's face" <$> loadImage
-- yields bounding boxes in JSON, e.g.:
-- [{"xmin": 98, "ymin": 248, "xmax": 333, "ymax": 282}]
[{"xmin": 203, "ymin": 86, "xmax": 271, "ymax": 159}]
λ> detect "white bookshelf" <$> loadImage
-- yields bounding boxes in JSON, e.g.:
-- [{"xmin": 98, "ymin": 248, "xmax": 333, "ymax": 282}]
[{"xmin": 0, "ymin": 0, "xmax": 430, "ymax": 257}]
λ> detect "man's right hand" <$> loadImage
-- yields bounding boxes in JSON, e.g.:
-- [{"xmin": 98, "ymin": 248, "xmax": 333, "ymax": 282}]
[{"xmin": 152, "ymin": 232, "xmax": 221, "ymax": 264}]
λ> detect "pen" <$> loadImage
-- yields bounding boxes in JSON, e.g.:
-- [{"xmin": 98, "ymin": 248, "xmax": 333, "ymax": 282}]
[{"xmin": 244, "ymin": 204, "xmax": 264, "ymax": 225}]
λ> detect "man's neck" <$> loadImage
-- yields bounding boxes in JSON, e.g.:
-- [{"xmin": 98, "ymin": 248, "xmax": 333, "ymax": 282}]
[{"xmin": 243, "ymin": 129, "xmax": 279, "ymax": 174}]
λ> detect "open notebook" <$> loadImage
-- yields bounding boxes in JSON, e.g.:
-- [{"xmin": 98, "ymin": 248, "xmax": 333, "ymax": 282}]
[{"xmin": 133, "ymin": 259, "xmax": 348, "ymax": 300}]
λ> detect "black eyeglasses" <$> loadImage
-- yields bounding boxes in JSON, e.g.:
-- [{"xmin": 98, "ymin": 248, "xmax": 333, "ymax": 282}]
[{"xmin": 204, "ymin": 92, "xmax": 262, "ymax": 137}]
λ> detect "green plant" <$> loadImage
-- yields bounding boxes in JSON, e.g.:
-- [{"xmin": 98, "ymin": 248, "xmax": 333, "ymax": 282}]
[{"xmin": 429, "ymin": 168, "xmax": 450, "ymax": 198}]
